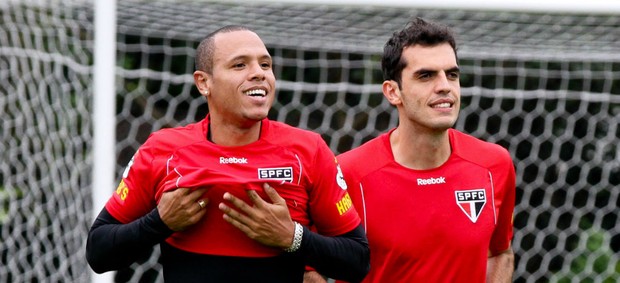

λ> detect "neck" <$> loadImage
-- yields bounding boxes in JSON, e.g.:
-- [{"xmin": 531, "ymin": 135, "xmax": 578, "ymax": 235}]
[
  {"xmin": 389, "ymin": 126, "xmax": 451, "ymax": 170},
  {"xmin": 208, "ymin": 117, "xmax": 262, "ymax": 146}
]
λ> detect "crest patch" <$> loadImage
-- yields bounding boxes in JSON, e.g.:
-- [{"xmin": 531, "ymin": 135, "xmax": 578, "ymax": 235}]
[
  {"xmin": 455, "ymin": 189, "xmax": 486, "ymax": 223},
  {"xmin": 258, "ymin": 167, "xmax": 293, "ymax": 183}
]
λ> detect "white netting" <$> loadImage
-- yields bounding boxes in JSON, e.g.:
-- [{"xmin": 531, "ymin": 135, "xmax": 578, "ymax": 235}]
[
  {"xmin": 1, "ymin": 0, "xmax": 93, "ymax": 282},
  {"xmin": 1, "ymin": 1, "xmax": 619, "ymax": 282}
]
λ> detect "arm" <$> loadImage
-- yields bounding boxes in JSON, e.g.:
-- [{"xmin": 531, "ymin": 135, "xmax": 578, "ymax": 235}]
[
  {"xmin": 486, "ymin": 248, "xmax": 514, "ymax": 283},
  {"xmin": 86, "ymin": 207, "xmax": 172, "ymax": 273},
  {"xmin": 300, "ymin": 224, "xmax": 369, "ymax": 283},
  {"xmin": 220, "ymin": 184, "xmax": 370, "ymax": 282},
  {"xmin": 86, "ymin": 187, "xmax": 207, "ymax": 273},
  {"xmin": 487, "ymin": 150, "xmax": 516, "ymax": 283}
]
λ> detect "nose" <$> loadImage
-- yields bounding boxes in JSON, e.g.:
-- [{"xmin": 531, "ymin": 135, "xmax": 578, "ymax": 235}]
[
  {"xmin": 248, "ymin": 62, "xmax": 265, "ymax": 81},
  {"xmin": 435, "ymin": 71, "xmax": 452, "ymax": 94}
]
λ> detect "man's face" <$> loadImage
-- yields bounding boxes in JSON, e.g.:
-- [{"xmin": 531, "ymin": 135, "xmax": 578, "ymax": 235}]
[
  {"xmin": 393, "ymin": 43, "xmax": 460, "ymax": 133},
  {"xmin": 206, "ymin": 30, "xmax": 276, "ymax": 125}
]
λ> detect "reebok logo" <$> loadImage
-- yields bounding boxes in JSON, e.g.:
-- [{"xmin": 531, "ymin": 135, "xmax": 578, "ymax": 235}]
[
  {"xmin": 417, "ymin": 176, "xmax": 446, "ymax": 185},
  {"xmin": 219, "ymin": 157, "xmax": 248, "ymax": 164}
]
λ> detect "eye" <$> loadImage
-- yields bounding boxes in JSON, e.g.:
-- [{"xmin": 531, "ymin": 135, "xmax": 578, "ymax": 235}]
[
  {"xmin": 417, "ymin": 72, "xmax": 432, "ymax": 80},
  {"xmin": 261, "ymin": 61, "xmax": 272, "ymax": 69},
  {"xmin": 447, "ymin": 71, "xmax": 460, "ymax": 80},
  {"xmin": 233, "ymin": 63, "xmax": 246, "ymax": 68}
]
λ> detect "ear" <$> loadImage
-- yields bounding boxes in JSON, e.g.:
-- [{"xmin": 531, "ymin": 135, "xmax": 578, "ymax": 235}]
[
  {"xmin": 382, "ymin": 80, "xmax": 402, "ymax": 106},
  {"xmin": 193, "ymin": 70, "xmax": 210, "ymax": 98}
]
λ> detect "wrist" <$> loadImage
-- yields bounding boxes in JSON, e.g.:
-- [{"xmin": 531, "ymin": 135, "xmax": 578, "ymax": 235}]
[{"xmin": 284, "ymin": 222, "xmax": 303, "ymax": 252}]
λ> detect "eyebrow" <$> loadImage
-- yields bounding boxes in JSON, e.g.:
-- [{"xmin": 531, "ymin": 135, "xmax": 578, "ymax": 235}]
[
  {"xmin": 228, "ymin": 54, "xmax": 272, "ymax": 63},
  {"xmin": 413, "ymin": 66, "xmax": 460, "ymax": 76}
]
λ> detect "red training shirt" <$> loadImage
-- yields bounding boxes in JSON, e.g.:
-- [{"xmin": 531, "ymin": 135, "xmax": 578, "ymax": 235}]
[
  {"xmin": 337, "ymin": 128, "xmax": 516, "ymax": 283},
  {"xmin": 106, "ymin": 116, "xmax": 360, "ymax": 257}
]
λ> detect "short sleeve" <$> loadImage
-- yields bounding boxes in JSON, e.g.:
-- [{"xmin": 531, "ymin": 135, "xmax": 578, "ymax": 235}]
[
  {"xmin": 307, "ymin": 138, "xmax": 361, "ymax": 236},
  {"xmin": 489, "ymin": 151, "xmax": 516, "ymax": 255},
  {"xmin": 105, "ymin": 140, "xmax": 163, "ymax": 223}
]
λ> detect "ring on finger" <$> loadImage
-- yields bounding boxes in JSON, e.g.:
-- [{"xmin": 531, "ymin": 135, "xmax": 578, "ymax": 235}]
[{"xmin": 197, "ymin": 199, "xmax": 206, "ymax": 209}]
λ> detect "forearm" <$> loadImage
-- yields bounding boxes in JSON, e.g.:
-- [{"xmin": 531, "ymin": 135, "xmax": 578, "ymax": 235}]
[
  {"xmin": 300, "ymin": 224, "xmax": 370, "ymax": 283},
  {"xmin": 86, "ymin": 208, "xmax": 174, "ymax": 273},
  {"xmin": 487, "ymin": 249, "xmax": 514, "ymax": 283}
]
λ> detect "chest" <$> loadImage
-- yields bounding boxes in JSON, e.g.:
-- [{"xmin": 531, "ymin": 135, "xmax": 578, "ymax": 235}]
[
  {"xmin": 360, "ymin": 161, "xmax": 498, "ymax": 255},
  {"xmin": 155, "ymin": 142, "xmax": 312, "ymax": 222},
  {"xmin": 169, "ymin": 142, "xmax": 304, "ymax": 184}
]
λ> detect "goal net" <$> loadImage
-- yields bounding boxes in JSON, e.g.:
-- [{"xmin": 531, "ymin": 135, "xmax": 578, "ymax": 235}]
[
  {"xmin": 1, "ymin": 1, "xmax": 619, "ymax": 282},
  {"xmin": 1, "ymin": 0, "xmax": 93, "ymax": 282}
]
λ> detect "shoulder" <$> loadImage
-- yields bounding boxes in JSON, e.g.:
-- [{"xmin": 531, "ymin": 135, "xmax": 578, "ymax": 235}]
[
  {"xmin": 449, "ymin": 129, "xmax": 513, "ymax": 168},
  {"xmin": 338, "ymin": 134, "xmax": 386, "ymax": 164},
  {"xmin": 337, "ymin": 133, "xmax": 392, "ymax": 180},
  {"xmin": 141, "ymin": 120, "xmax": 206, "ymax": 157}
]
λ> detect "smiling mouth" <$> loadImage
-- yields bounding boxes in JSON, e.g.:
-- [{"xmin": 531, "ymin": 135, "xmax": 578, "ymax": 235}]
[
  {"xmin": 432, "ymin": 102, "xmax": 452, "ymax": 108},
  {"xmin": 244, "ymin": 89, "xmax": 266, "ymax": 97}
]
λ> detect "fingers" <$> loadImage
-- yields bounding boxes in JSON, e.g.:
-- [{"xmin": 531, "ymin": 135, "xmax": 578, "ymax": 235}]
[
  {"xmin": 218, "ymin": 190, "xmax": 268, "ymax": 236},
  {"xmin": 218, "ymin": 185, "xmax": 296, "ymax": 248},
  {"xmin": 247, "ymin": 189, "xmax": 268, "ymax": 209},
  {"xmin": 263, "ymin": 183, "xmax": 286, "ymax": 205},
  {"xmin": 223, "ymin": 191, "xmax": 257, "ymax": 214},
  {"xmin": 219, "ymin": 194, "xmax": 253, "ymax": 234},
  {"xmin": 190, "ymin": 188, "xmax": 209, "ymax": 210},
  {"xmin": 189, "ymin": 187, "xmax": 208, "ymax": 201},
  {"xmin": 197, "ymin": 199, "xmax": 207, "ymax": 209},
  {"xmin": 218, "ymin": 184, "xmax": 283, "ymax": 217},
  {"xmin": 158, "ymin": 187, "xmax": 209, "ymax": 231},
  {"xmin": 221, "ymin": 209, "xmax": 252, "ymax": 235},
  {"xmin": 166, "ymin": 187, "xmax": 190, "ymax": 198}
]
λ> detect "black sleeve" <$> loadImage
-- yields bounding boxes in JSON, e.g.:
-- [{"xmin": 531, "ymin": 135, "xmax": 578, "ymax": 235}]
[
  {"xmin": 86, "ymin": 207, "xmax": 174, "ymax": 273},
  {"xmin": 300, "ymin": 224, "xmax": 370, "ymax": 283}
]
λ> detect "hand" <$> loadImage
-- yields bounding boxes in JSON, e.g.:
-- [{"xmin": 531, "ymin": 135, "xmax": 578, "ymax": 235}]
[
  {"xmin": 158, "ymin": 187, "xmax": 208, "ymax": 231},
  {"xmin": 303, "ymin": 271, "xmax": 328, "ymax": 283},
  {"xmin": 218, "ymin": 183, "xmax": 295, "ymax": 249}
]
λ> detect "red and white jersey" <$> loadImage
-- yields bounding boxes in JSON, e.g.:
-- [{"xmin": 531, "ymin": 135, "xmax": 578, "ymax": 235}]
[
  {"xmin": 106, "ymin": 116, "xmax": 360, "ymax": 257},
  {"xmin": 337, "ymin": 128, "xmax": 516, "ymax": 283}
]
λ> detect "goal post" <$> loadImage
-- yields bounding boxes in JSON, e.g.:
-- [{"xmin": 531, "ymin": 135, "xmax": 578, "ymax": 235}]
[
  {"xmin": 92, "ymin": 1, "xmax": 116, "ymax": 283},
  {"xmin": 93, "ymin": 0, "xmax": 116, "ymax": 223}
]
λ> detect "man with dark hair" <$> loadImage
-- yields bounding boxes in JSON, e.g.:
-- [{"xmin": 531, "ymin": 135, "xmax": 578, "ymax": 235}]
[
  {"xmin": 86, "ymin": 25, "xmax": 369, "ymax": 283},
  {"xmin": 330, "ymin": 18, "xmax": 516, "ymax": 282}
]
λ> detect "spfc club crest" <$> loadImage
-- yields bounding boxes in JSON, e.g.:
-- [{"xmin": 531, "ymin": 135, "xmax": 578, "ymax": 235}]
[{"xmin": 455, "ymin": 189, "xmax": 487, "ymax": 223}]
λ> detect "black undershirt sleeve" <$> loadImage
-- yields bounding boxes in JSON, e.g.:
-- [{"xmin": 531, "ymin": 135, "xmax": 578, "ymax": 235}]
[
  {"xmin": 86, "ymin": 207, "xmax": 174, "ymax": 273},
  {"xmin": 299, "ymin": 224, "xmax": 370, "ymax": 283},
  {"xmin": 86, "ymin": 208, "xmax": 370, "ymax": 282}
]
